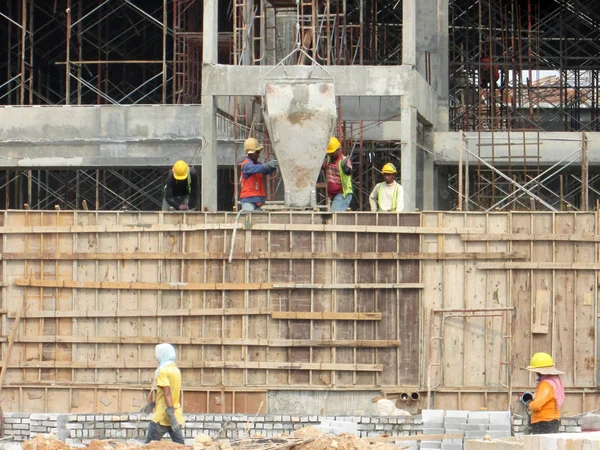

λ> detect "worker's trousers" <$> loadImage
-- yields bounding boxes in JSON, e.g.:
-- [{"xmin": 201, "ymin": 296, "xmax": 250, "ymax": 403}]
[
  {"xmin": 145, "ymin": 420, "xmax": 184, "ymax": 444},
  {"xmin": 330, "ymin": 193, "xmax": 352, "ymax": 212},
  {"xmin": 530, "ymin": 420, "xmax": 559, "ymax": 434}
]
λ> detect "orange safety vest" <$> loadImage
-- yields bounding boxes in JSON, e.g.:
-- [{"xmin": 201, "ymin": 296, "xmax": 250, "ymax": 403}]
[{"xmin": 240, "ymin": 159, "xmax": 266, "ymax": 199}]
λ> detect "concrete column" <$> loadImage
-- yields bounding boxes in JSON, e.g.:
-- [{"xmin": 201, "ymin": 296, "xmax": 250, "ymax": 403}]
[
  {"xmin": 415, "ymin": 0, "xmax": 449, "ymax": 131},
  {"xmin": 402, "ymin": 0, "xmax": 416, "ymax": 66},
  {"xmin": 201, "ymin": 0, "xmax": 218, "ymax": 211},
  {"xmin": 422, "ymin": 125, "xmax": 435, "ymax": 210},
  {"xmin": 401, "ymin": 97, "xmax": 418, "ymax": 211}
]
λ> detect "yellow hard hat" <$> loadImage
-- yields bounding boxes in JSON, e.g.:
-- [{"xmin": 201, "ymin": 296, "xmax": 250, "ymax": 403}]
[
  {"xmin": 327, "ymin": 137, "xmax": 342, "ymax": 154},
  {"xmin": 524, "ymin": 352, "xmax": 563, "ymax": 374},
  {"xmin": 527, "ymin": 352, "xmax": 554, "ymax": 369},
  {"xmin": 382, "ymin": 163, "xmax": 397, "ymax": 174},
  {"xmin": 244, "ymin": 137, "xmax": 263, "ymax": 154},
  {"xmin": 172, "ymin": 160, "xmax": 189, "ymax": 180}
]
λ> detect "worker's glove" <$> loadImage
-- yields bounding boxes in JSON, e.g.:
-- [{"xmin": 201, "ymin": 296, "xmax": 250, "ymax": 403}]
[
  {"xmin": 263, "ymin": 160, "xmax": 278, "ymax": 170},
  {"xmin": 178, "ymin": 204, "xmax": 189, "ymax": 211},
  {"xmin": 341, "ymin": 157, "xmax": 351, "ymax": 173},
  {"xmin": 140, "ymin": 401, "xmax": 155, "ymax": 415},
  {"xmin": 166, "ymin": 406, "xmax": 181, "ymax": 432}
]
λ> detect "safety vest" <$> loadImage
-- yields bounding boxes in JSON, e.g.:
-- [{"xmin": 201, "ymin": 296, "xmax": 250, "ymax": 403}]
[
  {"xmin": 377, "ymin": 181, "xmax": 400, "ymax": 211},
  {"xmin": 338, "ymin": 158, "xmax": 353, "ymax": 198},
  {"xmin": 240, "ymin": 159, "xmax": 266, "ymax": 199}
]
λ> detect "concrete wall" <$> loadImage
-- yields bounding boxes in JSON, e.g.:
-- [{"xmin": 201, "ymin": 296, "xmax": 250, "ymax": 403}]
[
  {"xmin": 0, "ymin": 105, "xmax": 236, "ymax": 167},
  {"xmin": 433, "ymin": 131, "xmax": 600, "ymax": 166}
]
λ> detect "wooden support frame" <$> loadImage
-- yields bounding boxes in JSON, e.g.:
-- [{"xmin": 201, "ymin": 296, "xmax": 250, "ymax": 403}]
[{"xmin": 0, "ymin": 210, "xmax": 597, "ymax": 415}]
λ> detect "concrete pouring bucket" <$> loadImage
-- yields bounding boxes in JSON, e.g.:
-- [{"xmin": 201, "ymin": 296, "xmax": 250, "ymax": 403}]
[{"xmin": 263, "ymin": 81, "xmax": 336, "ymax": 208}]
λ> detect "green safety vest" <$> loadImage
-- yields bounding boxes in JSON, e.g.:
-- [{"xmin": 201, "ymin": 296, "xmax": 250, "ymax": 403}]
[
  {"xmin": 377, "ymin": 181, "xmax": 400, "ymax": 211},
  {"xmin": 339, "ymin": 159, "xmax": 353, "ymax": 198}
]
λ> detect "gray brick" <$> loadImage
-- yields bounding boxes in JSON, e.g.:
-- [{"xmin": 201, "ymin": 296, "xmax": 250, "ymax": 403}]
[
  {"xmin": 422, "ymin": 410, "xmax": 445, "ymax": 423},
  {"xmin": 444, "ymin": 417, "xmax": 466, "ymax": 425},
  {"xmin": 467, "ymin": 412, "xmax": 489, "ymax": 420},
  {"xmin": 445, "ymin": 411, "xmax": 469, "ymax": 419},
  {"xmin": 22, "ymin": 419, "xmax": 31, "ymax": 424},
  {"xmin": 488, "ymin": 411, "xmax": 511, "ymax": 425},
  {"xmin": 488, "ymin": 424, "xmax": 512, "ymax": 432},
  {"xmin": 264, "ymin": 424, "xmax": 273, "ymax": 430},
  {"xmin": 467, "ymin": 419, "xmax": 489, "ymax": 425},
  {"xmin": 464, "ymin": 431, "xmax": 487, "ymax": 439},
  {"xmin": 4, "ymin": 418, "xmax": 21, "ymax": 424},
  {"xmin": 487, "ymin": 431, "xmax": 511, "ymax": 439},
  {"xmin": 30, "ymin": 426, "xmax": 48, "ymax": 433},
  {"xmin": 42, "ymin": 421, "xmax": 56, "ymax": 427},
  {"xmin": 441, "ymin": 444, "xmax": 463, "ymax": 450},
  {"xmin": 29, "ymin": 414, "xmax": 47, "ymax": 421},
  {"xmin": 424, "ymin": 428, "xmax": 445, "ymax": 435},
  {"xmin": 204, "ymin": 423, "xmax": 221, "ymax": 430},
  {"xmin": 421, "ymin": 441, "xmax": 442, "ymax": 449},
  {"xmin": 566, "ymin": 426, "xmax": 581, "ymax": 432},
  {"xmin": 309, "ymin": 416, "xmax": 318, "ymax": 422},
  {"xmin": 13, "ymin": 424, "xmax": 29, "ymax": 430},
  {"xmin": 461, "ymin": 424, "xmax": 485, "ymax": 431}
]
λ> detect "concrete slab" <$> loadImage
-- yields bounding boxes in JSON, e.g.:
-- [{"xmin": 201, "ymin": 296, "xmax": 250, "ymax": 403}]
[{"xmin": 464, "ymin": 438, "xmax": 523, "ymax": 450}]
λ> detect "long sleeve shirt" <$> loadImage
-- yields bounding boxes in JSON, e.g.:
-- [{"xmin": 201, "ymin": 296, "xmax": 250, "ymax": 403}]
[
  {"xmin": 164, "ymin": 167, "xmax": 199, "ymax": 209},
  {"xmin": 529, "ymin": 381, "xmax": 560, "ymax": 423},
  {"xmin": 369, "ymin": 181, "xmax": 404, "ymax": 212}
]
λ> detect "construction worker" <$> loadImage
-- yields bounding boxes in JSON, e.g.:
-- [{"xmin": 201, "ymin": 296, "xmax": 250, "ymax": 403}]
[
  {"xmin": 368, "ymin": 163, "xmax": 404, "ymax": 212},
  {"xmin": 141, "ymin": 343, "xmax": 185, "ymax": 444},
  {"xmin": 480, "ymin": 52, "xmax": 501, "ymax": 89},
  {"xmin": 324, "ymin": 137, "xmax": 352, "ymax": 212},
  {"xmin": 163, "ymin": 160, "xmax": 199, "ymax": 211},
  {"xmin": 524, "ymin": 352, "xmax": 565, "ymax": 434},
  {"xmin": 240, "ymin": 137, "xmax": 278, "ymax": 211}
]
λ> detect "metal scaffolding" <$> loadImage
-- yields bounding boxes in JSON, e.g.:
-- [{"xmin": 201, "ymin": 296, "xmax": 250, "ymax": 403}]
[{"xmin": 1, "ymin": 0, "xmax": 599, "ymax": 211}]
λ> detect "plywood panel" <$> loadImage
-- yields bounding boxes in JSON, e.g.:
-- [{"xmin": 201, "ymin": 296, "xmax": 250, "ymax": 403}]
[
  {"xmin": 0, "ymin": 211, "xmax": 597, "ymax": 414},
  {"xmin": 510, "ymin": 213, "xmax": 533, "ymax": 386}
]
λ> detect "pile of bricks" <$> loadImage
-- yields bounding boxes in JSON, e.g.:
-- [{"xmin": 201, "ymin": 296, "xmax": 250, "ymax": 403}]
[
  {"xmin": 419, "ymin": 410, "xmax": 512, "ymax": 450},
  {"xmin": 0, "ymin": 411, "xmax": 585, "ymax": 445}
]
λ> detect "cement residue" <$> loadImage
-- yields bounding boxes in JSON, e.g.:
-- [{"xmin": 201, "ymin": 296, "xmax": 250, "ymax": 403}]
[
  {"xmin": 21, "ymin": 436, "xmax": 191, "ymax": 450},
  {"xmin": 293, "ymin": 430, "xmax": 398, "ymax": 450}
]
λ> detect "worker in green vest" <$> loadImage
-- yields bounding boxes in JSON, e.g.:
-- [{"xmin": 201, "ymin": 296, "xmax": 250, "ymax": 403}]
[
  {"xmin": 368, "ymin": 163, "xmax": 404, "ymax": 212},
  {"xmin": 324, "ymin": 137, "xmax": 353, "ymax": 212}
]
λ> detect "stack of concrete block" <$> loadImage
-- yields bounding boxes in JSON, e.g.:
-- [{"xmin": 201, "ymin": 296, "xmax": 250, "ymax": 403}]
[
  {"xmin": 421, "ymin": 410, "xmax": 513, "ymax": 450},
  {"xmin": 523, "ymin": 432, "xmax": 600, "ymax": 450},
  {"xmin": 316, "ymin": 419, "xmax": 358, "ymax": 435}
]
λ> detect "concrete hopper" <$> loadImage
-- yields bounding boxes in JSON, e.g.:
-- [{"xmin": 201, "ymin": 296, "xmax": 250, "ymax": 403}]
[{"xmin": 263, "ymin": 81, "xmax": 336, "ymax": 208}]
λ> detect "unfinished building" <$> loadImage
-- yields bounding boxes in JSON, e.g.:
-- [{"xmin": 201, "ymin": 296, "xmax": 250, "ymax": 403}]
[{"xmin": 0, "ymin": 0, "xmax": 598, "ymax": 437}]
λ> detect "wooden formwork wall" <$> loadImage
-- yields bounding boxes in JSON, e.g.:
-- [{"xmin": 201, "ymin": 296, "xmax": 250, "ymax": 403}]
[{"xmin": 0, "ymin": 211, "xmax": 598, "ymax": 414}]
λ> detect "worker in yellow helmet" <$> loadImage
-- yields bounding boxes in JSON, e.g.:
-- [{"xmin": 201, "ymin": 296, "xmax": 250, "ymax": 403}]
[
  {"xmin": 523, "ymin": 352, "xmax": 564, "ymax": 434},
  {"xmin": 323, "ymin": 137, "xmax": 352, "ymax": 212},
  {"xmin": 240, "ymin": 137, "xmax": 278, "ymax": 211},
  {"xmin": 368, "ymin": 163, "xmax": 404, "ymax": 212},
  {"xmin": 162, "ymin": 160, "xmax": 199, "ymax": 211}
]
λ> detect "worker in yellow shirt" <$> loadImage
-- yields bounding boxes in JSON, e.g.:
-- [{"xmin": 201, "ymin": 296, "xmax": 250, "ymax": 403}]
[
  {"xmin": 524, "ymin": 352, "xmax": 565, "ymax": 434},
  {"xmin": 141, "ymin": 343, "xmax": 185, "ymax": 443}
]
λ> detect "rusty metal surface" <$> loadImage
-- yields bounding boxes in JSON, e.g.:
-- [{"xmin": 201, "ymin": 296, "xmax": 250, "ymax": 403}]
[{"xmin": 264, "ymin": 82, "xmax": 336, "ymax": 208}]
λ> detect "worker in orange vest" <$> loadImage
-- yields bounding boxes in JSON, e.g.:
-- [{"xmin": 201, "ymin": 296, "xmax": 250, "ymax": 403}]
[
  {"xmin": 240, "ymin": 137, "xmax": 278, "ymax": 211},
  {"xmin": 523, "ymin": 352, "xmax": 565, "ymax": 434}
]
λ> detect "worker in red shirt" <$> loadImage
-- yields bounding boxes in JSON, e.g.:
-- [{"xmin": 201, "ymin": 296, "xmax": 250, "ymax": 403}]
[{"xmin": 323, "ymin": 137, "xmax": 353, "ymax": 212}]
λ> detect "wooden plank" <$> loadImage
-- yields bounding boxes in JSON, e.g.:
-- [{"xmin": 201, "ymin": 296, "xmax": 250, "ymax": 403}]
[
  {"xmin": 1, "ymin": 251, "xmax": 525, "ymax": 261},
  {"xmin": 572, "ymin": 213, "xmax": 597, "ymax": 386},
  {"xmin": 0, "ymin": 298, "xmax": 24, "ymax": 393},
  {"xmin": 15, "ymin": 307, "xmax": 279, "ymax": 318},
  {"xmin": 531, "ymin": 290, "xmax": 550, "ymax": 334},
  {"xmin": 0, "ymin": 223, "xmax": 483, "ymax": 235},
  {"xmin": 13, "ymin": 279, "xmax": 424, "ymax": 290},
  {"xmin": 271, "ymin": 312, "xmax": 381, "ymax": 321},
  {"xmin": 10, "ymin": 361, "xmax": 383, "ymax": 371},
  {"xmin": 477, "ymin": 262, "xmax": 600, "ymax": 270},
  {"xmin": 462, "ymin": 233, "xmax": 600, "ymax": 242},
  {"xmin": 463, "ymin": 214, "xmax": 486, "ymax": 388},
  {"xmin": 2, "ymin": 336, "xmax": 401, "ymax": 347}
]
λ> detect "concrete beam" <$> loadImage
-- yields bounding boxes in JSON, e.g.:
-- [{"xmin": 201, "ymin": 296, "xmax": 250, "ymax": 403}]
[
  {"xmin": 202, "ymin": 65, "xmax": 414, "ymax": 97},
  {"xmin": 433, "ymin": 131, "xmax": 600, "ymax": 166}
]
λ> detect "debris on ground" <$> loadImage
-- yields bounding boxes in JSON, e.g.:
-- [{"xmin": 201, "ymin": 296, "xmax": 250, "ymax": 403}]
[{"xmin": 22, "ymin": 435, "xmax": 72, "ymax": 450}]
